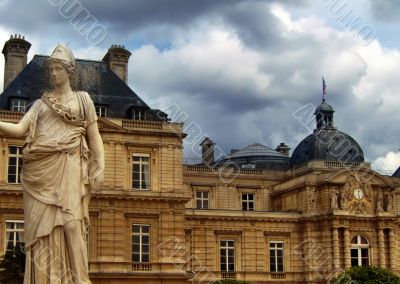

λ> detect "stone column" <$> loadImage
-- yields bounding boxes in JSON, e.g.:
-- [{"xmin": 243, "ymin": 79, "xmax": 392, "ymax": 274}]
[
  {"xmin": 378, "ymin": 229, "xmax": 385, "ymax": 268},
  {"xmin": 332, "ymin": 228, "xmax": 340, "ymax": 270},
  {"xmin": 389, "ymin": 229, "xmax": 396, "ymax": 270},
  {"xmin": 344, "ymin": 228, "xmax": 351, "ymax": 268}
]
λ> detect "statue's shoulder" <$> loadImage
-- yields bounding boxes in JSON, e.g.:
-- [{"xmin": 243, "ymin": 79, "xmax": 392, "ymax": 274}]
[{"xmin": 75, "ymin": 91, "xmax": 93, "ymax": 102}]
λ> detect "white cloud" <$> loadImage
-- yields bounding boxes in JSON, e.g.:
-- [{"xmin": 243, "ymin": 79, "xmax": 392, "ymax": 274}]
[{"xmin": 372, "ymin": 151, "xmax": 400, "ymax": 174}]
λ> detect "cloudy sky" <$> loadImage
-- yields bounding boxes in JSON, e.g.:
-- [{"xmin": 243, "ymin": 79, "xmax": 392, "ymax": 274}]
[{"xmin": 1, "ymin": 0, "xmax": 400, "ymax": 173}]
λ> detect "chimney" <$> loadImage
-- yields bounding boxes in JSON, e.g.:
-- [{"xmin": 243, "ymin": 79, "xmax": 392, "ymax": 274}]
[
  {"xmin": 2, "ymin": 34, "xmax": 31, "ymax": 90},
  {"xmin": 200, "ymin": 137, "xmax": 215, "ymax": 165},
  {"xmin": 276, "ymin": 142, "xmax": 290, "ymax": 157},
  {"xmin": 102, "ymin": 44, "xmax": 132, "ymax": 84}
]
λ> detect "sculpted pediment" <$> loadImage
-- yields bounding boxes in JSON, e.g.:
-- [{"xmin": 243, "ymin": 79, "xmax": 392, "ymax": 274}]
[
  {"xmin": 327, "ymin": 170, "xmax": 395, "ymax": 215},
  {"xmin": 326, "ymin": 167, "xmax": 394, "ymax": 187},
  {"xmin": 97, "ymin": 118, "xmax": 127, "ymax": 132}
]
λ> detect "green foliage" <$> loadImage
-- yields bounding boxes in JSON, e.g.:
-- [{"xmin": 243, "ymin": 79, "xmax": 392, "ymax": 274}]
[
  {"xmin": 0, "ymin": 246, "xmax": 25, "ymax": 284},
  {"xmin": 211, "ymin": 280, "xmax": 249, "ymax": 284},
  {"xmin": 331, "ymin": 266, "xmax": 400, "ymax": 284}
]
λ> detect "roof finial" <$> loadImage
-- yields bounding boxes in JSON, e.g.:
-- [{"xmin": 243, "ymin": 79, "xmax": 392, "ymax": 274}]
[{"xmin": 322, "ymin": 76, "xmax": 327, "ymax": 101}]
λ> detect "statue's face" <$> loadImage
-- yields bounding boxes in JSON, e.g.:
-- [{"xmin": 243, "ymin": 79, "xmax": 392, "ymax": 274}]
[{"xmin": 48, "ymin": 61, "xmax": 70, "ymax": 87}]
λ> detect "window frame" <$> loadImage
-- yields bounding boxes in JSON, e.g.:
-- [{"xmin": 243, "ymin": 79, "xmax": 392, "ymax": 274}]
[
  {"xmin": 5, "ymin": 220, "xmax": 24, "ymax": 253},
  {"xmin": 241, "ymin": 192, "xmax": 255, "ymax": 211},
  {"xmin": 220, "ymin": 239, "xmax": 235, "ymax": 272},
  {"xmin": 7, "ymin": 146, "xmax": 23, "ymax": 184},
  {"xmin": 131, "ymin": 224, "xmax": 151, "ymax": 263},
  {"xmin": 196, "ymin": 191, "xmax": 209, "ymax": 209},
  {"xmin": 350, "ymin": 235, "xmax": 370, "ymax": 267},
  {"xmin": 269, "ymin": 241, "xmax": 284, "ymax": 272},
  {"xmin": 132, "ymin": 108, "xmax": 146, "ymax": 121},
  {"xmin": 131, "ymin": 153, "xmax": 151, "ymax": 191},
  {"xmin": 10, "ymin": 99, "xmax": 27, "ymax": 113},
  {"xmin": 95, "ymin": 105, "xmax": 107, "ymax": 117}
]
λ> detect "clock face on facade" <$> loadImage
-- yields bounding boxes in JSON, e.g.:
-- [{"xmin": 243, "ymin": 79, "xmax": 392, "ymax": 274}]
[{"xmin": 353, "ymin": 188, "xmax": 364, "ymax": 200}]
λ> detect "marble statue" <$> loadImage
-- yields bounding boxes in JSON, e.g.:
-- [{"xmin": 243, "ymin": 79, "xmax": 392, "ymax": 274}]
[
  {"xmin": 0, "ymin": 45, "xmax": 104, "ymax": 283},
  {"xmin": 330, "ymin": 190, "xmax": 339, "ymax": 210},
  {"xmin": 386, "ymin": 192, "xmax": 394, "ymax": 212},
  {"xmin": 377, "ymin": 192, "xmax": 383, "ymax": 212}
]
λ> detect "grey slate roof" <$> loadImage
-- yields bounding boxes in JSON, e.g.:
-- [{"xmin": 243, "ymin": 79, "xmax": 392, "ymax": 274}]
[
  {"xmin": 290, "ymin": 128, "xmax": 365, "ymax": 165},
  {"xmin": 0, "ymin": 55, "xmax": 163, "ymax": 121},
  {"xmin": 218, "ymin": 143, "xmax": 290, "ymax": 170}
]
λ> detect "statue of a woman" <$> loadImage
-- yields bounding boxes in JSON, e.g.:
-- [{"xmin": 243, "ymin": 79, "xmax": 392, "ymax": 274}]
[{"xmin": 0, "ymin": 45, "xmax": 104, "ymax": 283}]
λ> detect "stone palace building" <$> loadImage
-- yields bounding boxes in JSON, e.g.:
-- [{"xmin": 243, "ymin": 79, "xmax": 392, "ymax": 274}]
[{"xmin": 0, "ymin": 35, "xmax": 399, "ymax": 284}]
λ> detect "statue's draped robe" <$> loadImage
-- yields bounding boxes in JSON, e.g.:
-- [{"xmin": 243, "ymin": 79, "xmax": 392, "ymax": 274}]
[{"xmin": 22, "ymin": 91, "xmax": 97, "ymax": 284}]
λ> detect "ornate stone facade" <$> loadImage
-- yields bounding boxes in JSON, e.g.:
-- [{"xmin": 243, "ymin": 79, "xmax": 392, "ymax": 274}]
[{"xmin": 0, "ymin": 38, "xmax": 399, "ymax": 283}]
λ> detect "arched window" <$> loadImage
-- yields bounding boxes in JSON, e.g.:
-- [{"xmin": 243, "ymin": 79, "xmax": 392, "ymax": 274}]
[{"xmin": 350, "ymin": 235, "xmax": 370, "ymax": 267}]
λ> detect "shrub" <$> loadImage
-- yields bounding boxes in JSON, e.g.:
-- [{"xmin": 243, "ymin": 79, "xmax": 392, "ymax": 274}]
[
  {"xmin": 331, "ymin": 266, "xmax": 400, "ymax": 284},
  {"xmin": 0, "ymin": 246, "xmax": 25, "ymax": 284}
]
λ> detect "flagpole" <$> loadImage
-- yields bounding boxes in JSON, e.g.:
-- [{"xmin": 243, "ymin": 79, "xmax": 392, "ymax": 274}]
[{"xmin": 322, "ymin": 76, "xmax": 327, "ymax": 101}]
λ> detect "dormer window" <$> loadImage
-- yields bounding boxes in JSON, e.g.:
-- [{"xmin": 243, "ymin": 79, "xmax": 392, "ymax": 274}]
[
  {"xmin": 95, "ymin": 105, "xmax": 107, "ymax": 117},
  {"xmin": 10, "ymin": 99, "xmax": 27, "ymax": 113},
  {"xmin": 132, "ymin": 108, "xmax": 146, "ymax": 121}
]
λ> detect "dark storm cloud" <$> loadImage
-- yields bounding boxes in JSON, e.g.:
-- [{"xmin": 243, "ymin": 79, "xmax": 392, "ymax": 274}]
[
  {"xmin": 369, "ymin": 0, "xmax": 400, "ymax": 22},
  {"xmin": 0, "ymin": 0, "xmax": 310, "ymax": 45}
]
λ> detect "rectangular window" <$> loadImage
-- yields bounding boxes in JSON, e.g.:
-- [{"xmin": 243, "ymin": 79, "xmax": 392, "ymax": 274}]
[
  {"xmin": 95, "ymin": 105, "xmax": 107, "ymax": 117},
  {"xmin": 351, "ymin": 248, "xmax": 369, "ymax": 267},
  {"xmin": 220, "ymin": 240, "xmax": 235, "ymax": 272},
  {"xmin": 132, "ymin": 224, "xmax": 150, "ymax": 263},
  {"xmin": 8, "ymin": 146, "xmax": 23, "ymax": 184},
  {"xmin": 132, "ymin": 154, "xmax": 150, "ymax": 190},
  {"xmin": 133, "ymin": 109, "xmax": 146, "ymax": 121},
  {"xmin": 11, "ymin": 99, "xmax": 26, "ymax": 113},
  {"xmin": 196, "ymin": 191, "xmax": 209, "ymax": 209},
  {"xmin": 242, "ymin": 193, "xmax": 254, "ymax": 211},
  {"xmin": 5, "ymin": 221, "xmax": 24, "ymax": 252},
  {"xmin": 270, "ymin": 241, "xmax": 284, "ymax": 272}
]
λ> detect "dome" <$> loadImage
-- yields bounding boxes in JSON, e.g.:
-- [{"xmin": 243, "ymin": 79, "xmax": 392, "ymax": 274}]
[
  {"xmin": 315, "ymin": 99, "xmax": 334, "ymax": 113},
  {"xmin": 230, "ymin": 143, "xmax": 286, "ymax": 159},
  {"xmin": 290, "ymin": 128, "xmax": 364, "ymax": 165},
  {"xmin": 219, "ymin": 143, "xmax": 290, "ymax": 170}
]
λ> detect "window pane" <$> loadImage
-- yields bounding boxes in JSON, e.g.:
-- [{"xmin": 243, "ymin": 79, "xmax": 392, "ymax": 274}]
[
  {"xmin": 132, "ymin": 254, "xmax": 140, "ymax": 262},
  {"xmin": 142, "ymin": 245, "xmax": 149, "ymax": 253},
  {"xmin": 132, "ymin": 244, "xmax": 140, "ymax": 252},
  {"xmin": 361, "ymin": 248, "xmax": 368, "ymax": 258},
  {"xmin": 360, "ymin": 236, "xmax": 368, "ymax": 244},
  {"xmin": 142, "ymin": 254, "xmax": 149, "ymax": 263},
  {"xmin": 351, "ymin": 249, "xmax": 358, "ymax": 258},
  {"xmin": 351, "ymin": 259, "xmax": 358, "ymax": 267}
]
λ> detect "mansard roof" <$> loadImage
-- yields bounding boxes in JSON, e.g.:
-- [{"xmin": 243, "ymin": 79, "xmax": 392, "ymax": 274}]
[{"xmin": 0, "ymin": 55, "xmax": 163, "ymax": 121}]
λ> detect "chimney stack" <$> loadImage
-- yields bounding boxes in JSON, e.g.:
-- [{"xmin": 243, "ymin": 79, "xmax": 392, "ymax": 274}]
[
  {"xmin": 2, "ymin": 34, "xmax": 31, "ymax": 90},
  {"xmin": 200, "ymin": 138, "xmax": 215, "ymax": 165},
  {"xmin": 276, "ymin": 142, "xmax": 290, "ymax": 157},
  {"xmin": 102, "ymin": 44, "xmax": 131, "ymax": 84}
]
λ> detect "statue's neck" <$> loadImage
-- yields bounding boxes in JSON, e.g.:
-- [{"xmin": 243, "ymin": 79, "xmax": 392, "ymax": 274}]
[{"xmin": 52, "ymin": 83, "xmax": 73, "ymax": 98}]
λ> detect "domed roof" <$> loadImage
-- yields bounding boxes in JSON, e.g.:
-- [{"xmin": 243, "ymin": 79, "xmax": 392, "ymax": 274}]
[
  {"xmin": 290, "ymin": 128, "xmax": 364, "ymax": 165},
  {"xmin": 218, "ymin": 143, "xmax": 290, "ymax": 170},
  {"xmin": 315, "ymin": 99, "xmax": 334, "ymax": 113},
  {"xmin": 229, "ymin": 143, "xmax": 286, "ymax": 159}
]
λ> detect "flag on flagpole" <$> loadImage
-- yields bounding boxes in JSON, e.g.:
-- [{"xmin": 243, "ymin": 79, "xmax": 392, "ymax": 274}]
[{"xmin": 322, "ymin": 76, "xmax": 327, "ymax": 96}]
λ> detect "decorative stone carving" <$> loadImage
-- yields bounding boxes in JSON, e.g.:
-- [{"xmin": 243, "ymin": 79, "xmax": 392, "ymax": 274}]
[
  {"xmin": 385, "ymin": 192, "xmax": 394, "ymax": 212},
  {"xmin": 330, "ymin": 190, "xmax": 339, "ymax": 210},
  {"xmin": 376, "ymin": 192, "xmax": 384, "ymax": 212},
  {"xmin": 308, "ymin": 188, "xmax": 317, "ymax": 212}
]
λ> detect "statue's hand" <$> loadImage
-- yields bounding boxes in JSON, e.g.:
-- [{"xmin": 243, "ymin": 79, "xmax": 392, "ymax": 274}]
[{"xmin": 89, "ymin": 158, "xmax": 104, "ymax": 192}]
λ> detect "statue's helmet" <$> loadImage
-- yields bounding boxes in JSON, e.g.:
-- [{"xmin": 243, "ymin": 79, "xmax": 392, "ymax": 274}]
[{"xmin": 48, "ymin": 44, "xmax": 75, "ymax": 67}]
